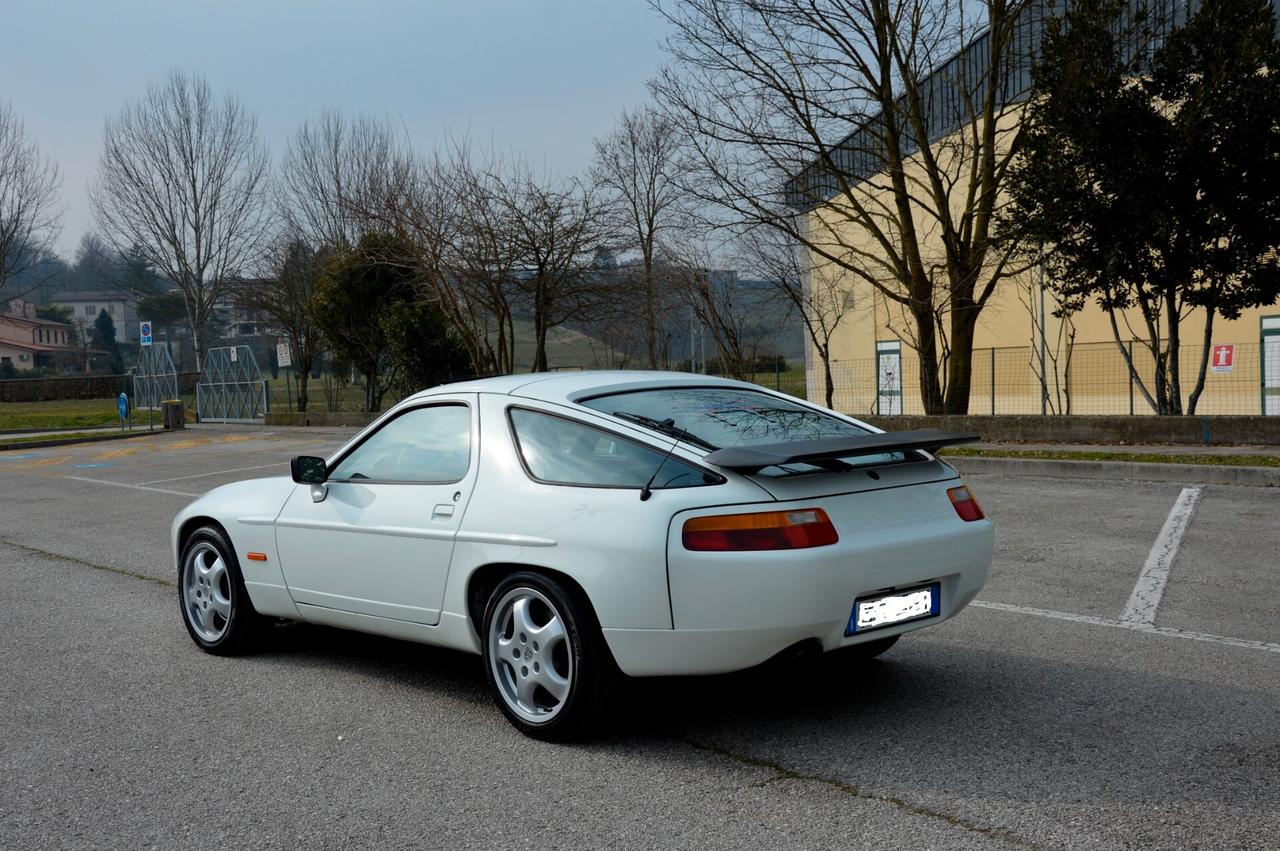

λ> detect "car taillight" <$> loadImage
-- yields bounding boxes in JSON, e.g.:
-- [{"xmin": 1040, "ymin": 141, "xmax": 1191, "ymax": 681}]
[
  {"xmin": 682, "ymin": 508, "xmax": 839, "ymax": 551},
  {"xmin": 947, "ymin": 485, "xmax": 985, "ymax": 522}
]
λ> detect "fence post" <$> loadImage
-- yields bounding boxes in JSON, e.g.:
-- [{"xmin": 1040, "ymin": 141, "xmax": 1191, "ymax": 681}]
[
  {"xmin": 775, "ymin": 355, "xmax": 781, "ymax": 390},
  {"xmin": 1128, "ymin": 340, "xmax": 1134, "ymax": 416},
  {"xmin": 990, "ymin": 348, "xmax": 996, "ymax": 415}
]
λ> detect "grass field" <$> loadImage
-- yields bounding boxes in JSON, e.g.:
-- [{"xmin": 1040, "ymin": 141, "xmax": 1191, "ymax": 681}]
[{"xmin": 0, "ymin": 399, "xmax": 124, "ymax": 431}]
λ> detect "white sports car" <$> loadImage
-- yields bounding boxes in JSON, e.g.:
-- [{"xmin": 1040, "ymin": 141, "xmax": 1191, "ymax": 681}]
[{"xmin": 173, "ymin": 372, "xmax": 993, "ymax": 738}]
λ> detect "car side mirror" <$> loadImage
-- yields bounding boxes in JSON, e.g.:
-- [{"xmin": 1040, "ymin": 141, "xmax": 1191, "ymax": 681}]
[{"xmin": 290, "ymin": 456, "xmax": 328, "ymax": 485}]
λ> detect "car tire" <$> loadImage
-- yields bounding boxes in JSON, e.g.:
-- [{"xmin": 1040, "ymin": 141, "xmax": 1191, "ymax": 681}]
[
  {"xmin": 830, "ymin": 634, "xmax": 899, "ymax": 664},
  {"xmin": 178, "ymin": 525, "xmax": 264, "ymax": 656},
  {"xmin": 481, "ymin": 571, "xmax": 612, "ymax": 740}
]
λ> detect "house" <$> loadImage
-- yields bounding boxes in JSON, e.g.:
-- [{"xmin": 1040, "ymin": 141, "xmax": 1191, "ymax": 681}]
[
  {"xmin": 53, "ymin": 290, "xmax": 140, "ymax": 344},
  {"xmin": 0, "ymin": 300, "xmax": 78, "ymax": 372}
]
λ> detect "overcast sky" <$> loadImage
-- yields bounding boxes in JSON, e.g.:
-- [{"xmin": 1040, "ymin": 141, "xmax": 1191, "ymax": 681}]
[{"xmin": 2, "ymin": 0, "xmax": 671, "ymax": 256}]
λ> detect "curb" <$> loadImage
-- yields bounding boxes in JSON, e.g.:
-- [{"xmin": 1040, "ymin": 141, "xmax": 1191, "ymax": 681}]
[
  {"xmin": 0, "ymin": 429, "xmax": 164, "ymax": 452},
  {"xmin": 948, "ymin": 455, "xmax": 1280, "ymax": 487}
]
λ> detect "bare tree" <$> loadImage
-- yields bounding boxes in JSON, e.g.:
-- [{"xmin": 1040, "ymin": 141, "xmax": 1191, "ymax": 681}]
[
  {"xmin": 278, "ymin": 111, "xmax": 397, "ymax": 251},
  {"xmin": 91, "ymin": 71, "xmax": 271, "ymax": 370},
  {"xmin": 592, "ymin": 105, "xmax": 688, "ymax": 367},
  {"xmin": 0, "ymin": 101, "xmax": 62, "ymax": 298},
  {"xmin": 238, "ymin": 234, "xmax": 326, "ymax": 411},
  {"xmin": 668, "ymin": 238, "xmax": 779, "ymax": 380},
  {"xmin": 739, "ymin": 228, "xmax": 854, "ymax": 408},
  {"xmin": 501, "ymin": 167, "xmax": 613, "ymax": 372},
  {"xmin": 650, "ymin": 0, "xmax": 1033, "ymax": 414}
]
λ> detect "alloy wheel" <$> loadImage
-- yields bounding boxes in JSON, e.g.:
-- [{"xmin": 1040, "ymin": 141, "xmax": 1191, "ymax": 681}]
[{"xmin": 487, "ymin": 586, "xmax": 574, "ymax": 724}]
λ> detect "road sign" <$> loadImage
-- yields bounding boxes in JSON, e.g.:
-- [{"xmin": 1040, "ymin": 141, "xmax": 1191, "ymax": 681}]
[
  {"xmin": 276, "ymin": 343, "xmax": 292, "ymax": 368},
  {"xmin": 139, "ymin": 321, "xmax": 153, "ymax": 347},
  {"xmin": 117, "ymin": 392, "xmax": 128, "ymax": 420},
  {"xmin": 1211, "ymin": 344, "xmax": 1235, "ymax": 373}
]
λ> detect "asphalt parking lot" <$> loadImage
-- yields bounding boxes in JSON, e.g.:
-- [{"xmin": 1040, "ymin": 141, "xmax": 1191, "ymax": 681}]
[{"xmin": 2, "ymin": 425, "xmax": 1277, "ymax": 849}]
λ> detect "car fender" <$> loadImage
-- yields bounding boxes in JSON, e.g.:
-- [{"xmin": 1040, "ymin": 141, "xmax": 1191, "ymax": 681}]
[{"xmin": 171, "ymin": 476, "xmax": 301, "ymax": 618}]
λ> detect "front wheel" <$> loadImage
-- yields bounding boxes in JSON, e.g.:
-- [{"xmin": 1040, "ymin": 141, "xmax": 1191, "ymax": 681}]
[
  {"xmin": 178, "ymin": 525, "xmax": 263, "ymax": 655},
  {"xmin": 481, "ymin": 572, "xmax": 611, "ymax": 740}
]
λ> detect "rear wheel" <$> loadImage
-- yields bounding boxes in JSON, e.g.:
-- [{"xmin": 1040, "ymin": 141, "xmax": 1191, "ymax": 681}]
[
  {"xmin": 178, "ymin": 525, "xmax": 263, "ymax": 655},
  {"xmin": 481, "ymin": 572, "xmax": 611, "ymax": 740}
]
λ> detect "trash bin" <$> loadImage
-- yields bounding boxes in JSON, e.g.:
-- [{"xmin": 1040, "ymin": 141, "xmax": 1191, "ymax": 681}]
[{"xmin": 162, "ymin": 400, "xmax": 185, "ymax": 430}]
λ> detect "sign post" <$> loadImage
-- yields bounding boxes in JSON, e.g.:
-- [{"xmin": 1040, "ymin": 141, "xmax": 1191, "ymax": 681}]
[
  {"xmin": 1211, "ymin": 344, "xmax": 1235, "ymax": 373},
  {"xmin": 276, "ymin": 343, "xmax": 294, "ymax": 413}
]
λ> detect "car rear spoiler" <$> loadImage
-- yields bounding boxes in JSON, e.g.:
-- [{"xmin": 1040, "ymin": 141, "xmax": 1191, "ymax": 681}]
[{"xmin": 701, "ymin": 429, "xmax": 980, "ymax": 474}]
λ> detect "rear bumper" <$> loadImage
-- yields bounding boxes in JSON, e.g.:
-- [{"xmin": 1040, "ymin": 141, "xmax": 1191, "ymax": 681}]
[{"xmin": 603, "ymin": 518, "xmax": 992, "ymax": 677}]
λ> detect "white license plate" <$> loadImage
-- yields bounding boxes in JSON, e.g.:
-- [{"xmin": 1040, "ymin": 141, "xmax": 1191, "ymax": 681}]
[{"xmin": 850, "ymin": 584, "xmax": 939, "ymax": 634}]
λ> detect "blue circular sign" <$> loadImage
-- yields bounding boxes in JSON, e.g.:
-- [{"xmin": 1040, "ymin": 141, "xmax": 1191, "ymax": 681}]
[{"xmin": 117, "ymin": 393, "xmax": 128, "ymax": 419}]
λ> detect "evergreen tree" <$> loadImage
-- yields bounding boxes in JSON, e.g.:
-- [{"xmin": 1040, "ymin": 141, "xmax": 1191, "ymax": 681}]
[
  {"xmin": 91, "ymin": 308, "xmax": 123, "ymax": 374},
  {"xmin": 1004, "ymin": 0, "xmax": 1280, "ymax": 414}
]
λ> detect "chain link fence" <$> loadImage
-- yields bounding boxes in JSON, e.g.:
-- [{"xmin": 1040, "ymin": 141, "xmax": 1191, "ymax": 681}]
[{"xmin": 816, "ymin": 340, "xmax": 1278, "ymax": 416}]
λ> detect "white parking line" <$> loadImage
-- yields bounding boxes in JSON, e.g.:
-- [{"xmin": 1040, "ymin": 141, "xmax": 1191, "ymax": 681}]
[
  {"xmin": 64, "ymin": 476, "xmax": 198, "ymax": 498},
  {"xmin": 136, "ymin": 462, "xmax": 286, "ymax": 485},
  {"xmin": 972, "ymin": 600, "xmax": 1280, "ymax": 654},
  {"xmin": 1120, "ymin": 486, "xmax": 1203, "ymax": 625}
]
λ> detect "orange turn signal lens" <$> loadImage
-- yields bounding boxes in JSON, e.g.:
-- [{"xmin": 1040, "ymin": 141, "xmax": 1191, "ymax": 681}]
[
  {"xmin": 947, "ymin": 485, "xmax": 985, "ymax": 522},
  {"xmin": 682, "ymin": 508, "xmax": 839, "ymax": 551},
  {"xmin": 246, "ymin": 552, "xmax": 268, "ymax": 562}
]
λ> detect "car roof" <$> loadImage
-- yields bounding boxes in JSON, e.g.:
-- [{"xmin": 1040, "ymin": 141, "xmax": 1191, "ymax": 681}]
[{"xmin": 406, "ymin": 370, "xmax": 761, "ymax": 405}]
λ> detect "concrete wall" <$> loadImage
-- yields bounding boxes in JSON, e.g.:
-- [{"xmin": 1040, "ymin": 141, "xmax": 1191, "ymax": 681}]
[{"xmin": 860, "ymin": 415, "xmax": 1280, "ymax": 446}]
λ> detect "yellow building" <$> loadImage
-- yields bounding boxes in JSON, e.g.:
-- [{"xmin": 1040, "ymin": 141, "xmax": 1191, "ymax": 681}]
[{"xmin": 793, "ymin": 8, "xmax": 1280, "ymax": 417}]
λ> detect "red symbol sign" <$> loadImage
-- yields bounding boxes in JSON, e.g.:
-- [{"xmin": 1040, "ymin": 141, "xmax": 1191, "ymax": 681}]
[{"xmin": 1211, "ymin": 344, "xmax": 1234, "ymax": 373}]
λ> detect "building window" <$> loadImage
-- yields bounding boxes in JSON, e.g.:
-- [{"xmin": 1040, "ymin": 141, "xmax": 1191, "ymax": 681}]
[
  {"xmin": 85, "ymin": 305, "xmax": 95, "ymax": 317},
  {"xmin": 109, "ymin": 304, "xmax": 116, "ymax": 315}
]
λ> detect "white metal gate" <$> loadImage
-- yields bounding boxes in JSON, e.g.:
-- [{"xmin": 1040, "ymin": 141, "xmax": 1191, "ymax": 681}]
[
  {"xmin": 197, "ymin": 346, "xmax": 268, "ymax": 423},
  {"xmin": 133, "ymin": 344, "xmax": 178, "ymax": 410}
]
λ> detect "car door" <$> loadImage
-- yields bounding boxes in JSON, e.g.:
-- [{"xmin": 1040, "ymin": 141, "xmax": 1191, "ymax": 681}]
[{"xmin": 274, "ymin": 398, "xmax": 477, "ymax": 625}]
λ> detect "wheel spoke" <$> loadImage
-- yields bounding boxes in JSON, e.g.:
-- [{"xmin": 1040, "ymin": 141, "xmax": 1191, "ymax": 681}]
[
  {"xmin": 207, "ymin": 556, "xmax": 227, "ymax": 587},
  {"xmin": 515, "ymin": 666, "xmax": 539, "ymax": 708},
  {"xmin": 194, "ymin": 552, "xmax": 213, "ymax": 581},
  {"xmin": 538, "ymin": 667, "xmax": 570, "ymax": 703},
  {"xmin": 529, "ymin": 613, "xmax": 566, "ymax": 650},
  {"xmin": 209, "ymin": 591, "xmax": 232, "ymax": 621},
  {"xmin": 199, "ymin": 603, "xmax": 218, "ymax": 634},
  {"xmin": 511, "ymin": 596, "xmax": 537, "ymax": 638}
]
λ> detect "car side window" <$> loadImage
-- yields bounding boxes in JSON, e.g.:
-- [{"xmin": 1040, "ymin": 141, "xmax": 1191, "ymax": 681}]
[
  {"xmin": 328, "ymin": 404, "xmax": 470, "ymax": 483},
  {"xmin": 509, "ymin": 408, "xmax": 717, "ymax": 490}
]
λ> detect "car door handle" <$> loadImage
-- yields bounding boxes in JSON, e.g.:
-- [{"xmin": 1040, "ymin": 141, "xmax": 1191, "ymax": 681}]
[{"xmin": 432, "ymin": 503, "xmax": 455, "ymax": 519}]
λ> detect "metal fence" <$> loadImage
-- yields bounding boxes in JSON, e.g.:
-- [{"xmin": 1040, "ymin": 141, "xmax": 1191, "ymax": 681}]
[{"xmin": 815, "ymin": 340, "xmax": 1279, "ymax": 416}]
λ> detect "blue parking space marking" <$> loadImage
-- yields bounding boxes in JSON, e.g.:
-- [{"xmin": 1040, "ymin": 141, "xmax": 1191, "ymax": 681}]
[
  {"xmin": 0, "ymin": 454, "xmax": 37, "ymax": 461},
  {"xmin": 73, "ymin": 462, "xmax": 116, "ymax": 470}
]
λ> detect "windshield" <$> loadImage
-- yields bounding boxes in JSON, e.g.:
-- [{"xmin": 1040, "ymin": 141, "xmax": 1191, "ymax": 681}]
[{"xmin": 581, "ymin": 387, "xmax": 907, "ymax": 476}]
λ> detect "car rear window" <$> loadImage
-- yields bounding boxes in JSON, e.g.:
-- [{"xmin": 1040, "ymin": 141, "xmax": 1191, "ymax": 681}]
[
  {"xmin": 580, "ymin": 387, "xmax": 906, "ymax": 476},
  {"xmin": 508, "ymin": 408, "xmax": 720, "ymax": 490}
]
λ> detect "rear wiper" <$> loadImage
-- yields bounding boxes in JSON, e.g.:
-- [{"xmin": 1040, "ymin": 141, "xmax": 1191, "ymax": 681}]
[{"xmin": 611, "ymin": 411, "xmax": 718, "ymax": 451}]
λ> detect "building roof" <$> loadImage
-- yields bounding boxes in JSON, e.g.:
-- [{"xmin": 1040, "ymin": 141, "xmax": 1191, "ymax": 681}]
[
  {"xmin": 52, "ymin": 290, "xmax": 136, "ymax": 303},
  {"xmin": 783, "ymin": 0, "xmax": 1268, "ymax": 209}
]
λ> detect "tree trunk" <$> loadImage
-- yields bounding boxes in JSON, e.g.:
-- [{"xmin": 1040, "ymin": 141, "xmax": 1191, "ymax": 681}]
[
  {"xmin": 363, "ymin": 366, "xmax": 377, "ymax": 412},
  {"xmin": 532, "ymin": 292, "xmax": 549, "ymax": 372},
  {"xmin": 822, "ymin": 352, "xmax": 834, "ymax": 410},
  {"xmin": 912, "ymin": 307, "xmax": 944, "ymax": 414},
  {"xmin": 192, "ymin": 323, "xmax": 205, "ymax": 374},
  {"xmin": 1165, "ymin": 288, "xmax": 1183, "ymax": 415},
  {"xmin": 643, "ymin": 254, "xmax": 659, "ymax": 369},
  {"xmin": 1185, "ymin": 308, "xmax": 1215, "ymax": 416},
  {"xmin": 943, "ymin": 306, "xmax": 980, "ymax": 415}
]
